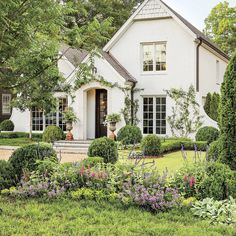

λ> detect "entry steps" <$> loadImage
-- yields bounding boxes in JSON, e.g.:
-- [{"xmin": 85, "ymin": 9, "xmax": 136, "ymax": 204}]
[{"xmin": 53, "ymin": 140, "xmax": 92, "ymax": 154}]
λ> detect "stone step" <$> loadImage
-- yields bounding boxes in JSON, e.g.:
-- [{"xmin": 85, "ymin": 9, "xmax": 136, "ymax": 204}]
[
  {"xmin": 53, "ymin": 140, "xmax": 92, "ymax": 154},
  {"xmin": 55, "ymin": 147, "xmax": 88, "ymax": 154}
]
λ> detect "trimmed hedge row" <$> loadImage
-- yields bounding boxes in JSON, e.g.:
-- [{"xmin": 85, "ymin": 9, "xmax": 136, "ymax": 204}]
[
  {"xmin": 160, "ymin": 140, "xmax": 208, "ymax": 154},
  {"xmin": 0, "ymin": 132, "xmax": 43, "ymax": 140}
]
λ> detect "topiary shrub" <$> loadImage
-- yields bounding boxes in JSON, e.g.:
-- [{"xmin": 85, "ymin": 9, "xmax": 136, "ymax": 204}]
[
  {"xmin": 195, "ymin": 126, "xmax": 219, "ymax": 144},
  {"xmin": 88, "ymin": 137, "xmax": 118, "ymax": 164},
  {"xmin": 9, "ymin": 143, "xmax": 57, "ymax": 180},
  {"xmin": 80, "ymin": 156, "xmax": 104, "ymax": 168},
  {"xmin": 0, "ymin": 119, "xmax": 14, "ymax": 131},
  {"xmin": 42, "ymin": 125, "xmax": 64, "ymax": 143},
  {"xmin": 0, "ymin": 160, "xmax": 15, "ymax": 190},
  {"xmin": 208, "ymin": 139, "xmax": 221, "ymax": 161},
  {"xmin": 141, "ymin": 135, "xmax": 161, "ymax": 156},
  {"xmin": 117, "ymin": 125, "xmax": 142, "ymax": 145}
]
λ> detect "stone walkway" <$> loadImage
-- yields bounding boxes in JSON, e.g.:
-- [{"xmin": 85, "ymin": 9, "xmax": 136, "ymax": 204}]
[{"xmin": 0, "ymin": 147, "xmax": 87, "ymax": 163}]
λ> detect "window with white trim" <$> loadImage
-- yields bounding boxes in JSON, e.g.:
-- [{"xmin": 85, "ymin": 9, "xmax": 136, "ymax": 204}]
[
  {"xmin": 2, "ymin": 94, "xmax": 11, "ymax": 114},
  {"xmin": 32, "ymin": 97, "xmax": 68, "ymax": 131},
  {"xmin": 143, "ymin": 96, "xmax": 166, "ymax": 135},
  {"xmin": 142, "ymin": 42, "xmax": 166, "ymax": 72}
]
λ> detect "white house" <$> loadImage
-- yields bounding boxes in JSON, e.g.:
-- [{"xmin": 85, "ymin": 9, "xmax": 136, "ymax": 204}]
[{"xmin": 8, "ymin": 0, "xmax": 229, "ymax": 140}]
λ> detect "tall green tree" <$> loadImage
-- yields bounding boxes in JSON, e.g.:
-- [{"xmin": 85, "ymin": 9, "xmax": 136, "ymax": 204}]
[
  {"xmin": 64, "ymin": 0, "xmax": 142, "ymax": 48},
  {"xmin": 204, "ymin": 93, "xmax": 212, "ymax": 117},
  {"xmin": 219, "ymin": 53, "xmax": 236, "ymax": 170},
  {"xmin": 210, "ymin": 92, "xmax": 220, "ymax": 121},
  {"xmin": 204, "ymin": 1, "xmax": 236, "ymax": 56}
]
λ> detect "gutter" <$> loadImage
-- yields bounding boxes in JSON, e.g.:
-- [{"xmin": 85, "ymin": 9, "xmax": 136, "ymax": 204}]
[{"xmin": 196, "ymin": 38, "xmax": 203, "ymax": 92}]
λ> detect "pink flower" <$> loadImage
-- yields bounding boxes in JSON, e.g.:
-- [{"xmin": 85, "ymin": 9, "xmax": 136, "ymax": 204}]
[{"xmin": 189, "ymin": 176, "xmax": 196, "ymax": 188}]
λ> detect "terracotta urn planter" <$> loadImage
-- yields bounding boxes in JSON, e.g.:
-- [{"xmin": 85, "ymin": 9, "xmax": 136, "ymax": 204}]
[{"xmin": 66, "ymin": 122, "xmax": 74, "ymax": 141}]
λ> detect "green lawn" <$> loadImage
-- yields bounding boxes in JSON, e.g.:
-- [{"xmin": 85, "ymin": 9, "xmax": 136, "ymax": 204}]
[
  {"xmin": 0, "ymin": 138, "xmax": 36, "ymax": 146},
  {"xmin": 0, "ymin": 197, "xmax": 235, "ymax": 236},
  {"xmin": 119, "ymin": 150, "xmax": 206, "ymax": 174}
]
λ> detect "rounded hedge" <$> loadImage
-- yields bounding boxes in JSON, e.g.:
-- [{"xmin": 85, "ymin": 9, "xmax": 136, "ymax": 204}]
[
  {"xmin": 117, "ymin": 125, "xmax": 142, "ymax": 145},
  {"xmin": 9, "ymin": 143, "xmax": 57, "ymax": 180},
  {"xmin": 0, "ymin": 119, "xmax": 14, "ymax": 131},
  {"xmin": 80, "ymin": 156, "xmax": 104, "ymax": 168},
  {"xmin": 141, "ymin": 135, "xmax": 161, "ymax": 156},
  {"xmin": 42, "ymin": 125, "xmax": 64, "ymax": 143},
  {"xmin": 0, "ymin": 160, "xmax": 15, "ymax": 190},
  {"xmin": 208, "ymin": 139, "xmax": 221, "ymax": 161},
  {"xmin": 88, "ymin": 137, "xmax": 118, "ymax": 164},
  {"xmin": 195, "ymin": 126, "xmax": 219, "ymax": 144}
]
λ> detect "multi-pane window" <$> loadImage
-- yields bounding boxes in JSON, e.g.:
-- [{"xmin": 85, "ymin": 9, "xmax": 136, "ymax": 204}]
[
  {"xmin": 143, "ymin": 97, "xmax": 154, "ymax": 134},
  {"xmin": 2, "ymin": 94, "xmax": 11, "ymax": 114},
  {"xmin": 142, "ymin": 42, "xmax": 166, "ymax": 72},
  {"xmin": 32, "ymin": 97, "xmax": 68, "ymax": 131},
  {"xmin": 143, "ymin": 96, "xmax": 166, "ymax": 135},
  {"xmin": 156, "ymin": 97, "xmax": 166, "ymax": 134}
]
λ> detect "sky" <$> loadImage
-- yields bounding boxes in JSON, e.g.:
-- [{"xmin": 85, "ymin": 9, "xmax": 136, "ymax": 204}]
[{"xmin": 162, "ymin": 0, "xmax": 236, "ymax": 30}]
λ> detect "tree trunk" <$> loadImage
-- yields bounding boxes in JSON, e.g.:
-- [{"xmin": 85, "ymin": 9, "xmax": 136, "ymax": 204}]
[{"xmin": 29, "ymin": 109, "xmax": 32, "ymax": 140}]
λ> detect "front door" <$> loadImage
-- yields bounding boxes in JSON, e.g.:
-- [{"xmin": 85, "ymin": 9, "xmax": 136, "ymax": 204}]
[{"xmin": 95, "ymin": 89, "xmax": 107, "ymax": 138}]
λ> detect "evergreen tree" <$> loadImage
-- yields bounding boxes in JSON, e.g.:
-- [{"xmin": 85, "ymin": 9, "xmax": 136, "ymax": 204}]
[
  {"xmin": 210, "ymin": 92, "xmax": 219, "ymax": 121},
  {"xmin": 219, "ymin": 53, "xmax": 236, "ymax": 170},
  {"xmin": 204, "ymin": 93, "xmax": 212, "ymax": 117}
]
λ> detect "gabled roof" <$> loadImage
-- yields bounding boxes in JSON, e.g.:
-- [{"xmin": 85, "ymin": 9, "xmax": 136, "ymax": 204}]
[
  {"xmin": 160, "ymin": 0, "xmax": 230, "ymax": 60},
  {"xmin": 60, "ymin": 44, "xmax": 88, "ymax": 67},
  {"xmin": 60, "ymin": 44, "xmax": 136, "ymax": 82},
  {"xmin": 103, "ymin": 0, "xmax": 229, "ymax": 60}
]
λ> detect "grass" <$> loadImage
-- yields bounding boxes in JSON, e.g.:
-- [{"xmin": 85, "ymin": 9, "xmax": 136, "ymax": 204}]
[
  {"xmin": 0, "ymin": 138, "xmax": 36, "ymax": 146},
  {"xmin": 119, "ymin": 150, "xmax": 205, "ymax": 174},
  {"xmin": 0, "ymin": 197, "xmax": 235, "ymax": 236}
]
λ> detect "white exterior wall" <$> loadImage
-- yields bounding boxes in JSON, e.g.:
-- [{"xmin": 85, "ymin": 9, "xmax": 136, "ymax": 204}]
[{"xmin": 110, "ymin": 18, "xmax": 198, "ymax": 136}]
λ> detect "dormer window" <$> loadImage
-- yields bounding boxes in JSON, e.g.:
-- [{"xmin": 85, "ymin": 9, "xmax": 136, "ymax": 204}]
[{"xmin": 142, "ymin": 42, "xmax": 166, "ymax": 72}]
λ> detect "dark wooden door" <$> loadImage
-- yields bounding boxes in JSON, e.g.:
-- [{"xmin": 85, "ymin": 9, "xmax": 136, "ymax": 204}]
[{"xmin": 95, "ymin": 89, "xmax": 107, "ymax": 138}]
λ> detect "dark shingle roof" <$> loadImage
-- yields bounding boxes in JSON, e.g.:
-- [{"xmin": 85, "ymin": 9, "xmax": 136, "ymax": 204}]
[
  {"xmin": 60, "ymin": 44, "xmax": 136, "ymax": 82},
  {"xmin": 101, "ymin": 51, "xmax": 136, "ymax": 82},
  {"xmin": 160, "ymin": 0, "xmax": 230, "ymax": 60}
]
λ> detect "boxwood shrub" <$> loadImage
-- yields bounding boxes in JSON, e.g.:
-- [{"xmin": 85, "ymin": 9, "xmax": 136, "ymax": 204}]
[
  {"xmin": 141, "ymin": 135, "xmax": 161, "ymax": 156},
  {"xmin": 42, "ymin": 125, "xmax": 64, "ymax": 143},
  {"xmin": 0, "ymin": 120, "xmax": 14, "ymax": 131},
  {"xmin": 88, "ymin": 137, "xmax": 118, "ymax": 164},
  {"xmin": 195, "ymin": 126, "xmax": 219, "ymax": 144},
  {"xmin": 0, "ymin": 160, "xmax": 15, "ymax": 190},
  {"xmin": 0, "ymin": 132, "xmax": 43, "ymax": 140},
  {"xmin": 117, "ymin": 125, "xmax": 142, "ymax": 145},
  {"xmin": 9, "ymin": 143, "xmax": 57, "ymax": 180}
]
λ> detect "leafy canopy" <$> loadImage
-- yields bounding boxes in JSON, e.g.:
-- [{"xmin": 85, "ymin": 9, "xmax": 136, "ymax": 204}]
[{"xmin": 204, "ymin": 1, "xmax": 236, "ymax": 56}]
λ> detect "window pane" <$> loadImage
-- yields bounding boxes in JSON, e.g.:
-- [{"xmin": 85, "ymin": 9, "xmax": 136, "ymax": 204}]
[
  {"xmin": 32, "ymin": 107, "xmax": 44, "ymax": 131},
  {"xmin": 156, "ymin": 43, "xmax": 166, "ymax": 71},
  {"xmin": 143, "ymin": 44, "xmax": 154, "ymax": 72},
  {"xmin": 58, "ymin": 97, "xmax": 68, "ymax": 131},
  {"xmin": 156, "ymin": 96, "xmax": 166, "ymax": 135},
  {"xmin": 143, "ymin": 97, "xmax": 154, "ymax": 134},
  {"xmin": 2, "ymin": 94, "xmax": 11, "ymax": 114}
]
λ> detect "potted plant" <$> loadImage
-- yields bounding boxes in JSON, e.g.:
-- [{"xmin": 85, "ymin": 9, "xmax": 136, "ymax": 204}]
[
  {"xmin": 63, "ymin": 107, "xmax": 78, "ymax": 141},
  {"xmin": 105, "ymin": 113, "xmax": 121, "ymax": 140}
]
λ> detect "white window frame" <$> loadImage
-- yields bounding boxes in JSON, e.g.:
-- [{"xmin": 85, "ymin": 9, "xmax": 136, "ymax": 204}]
[
  {"xmin": 32, "ymin": 97, "xmax": 68, "ymax": 132},
  {"xmin": 142, "ymin": 95, "xmax": 167, "ymax": 135},
  {"xmin": 2, "ymin": 94, "xmax": 11, "ymax": 115},
  {"xmin": 141, "ymin": 41, "xmax": 167, "ymax": 74}
]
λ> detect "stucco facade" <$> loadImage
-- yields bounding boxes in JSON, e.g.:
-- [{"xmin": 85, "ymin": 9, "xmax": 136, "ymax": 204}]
[{"xmin": 9, "ymin": 0, "xmax": 229, "ymax": 139}]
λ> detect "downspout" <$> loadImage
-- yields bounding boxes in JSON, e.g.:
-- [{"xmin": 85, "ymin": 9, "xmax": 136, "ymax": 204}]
[
  {"xmin": 131, "ymin": 82, "xmax": 136, "ymax": 125},
  {"xmin": 196, "ymin": 37, "xmax": 203, "ymax": 92}
]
